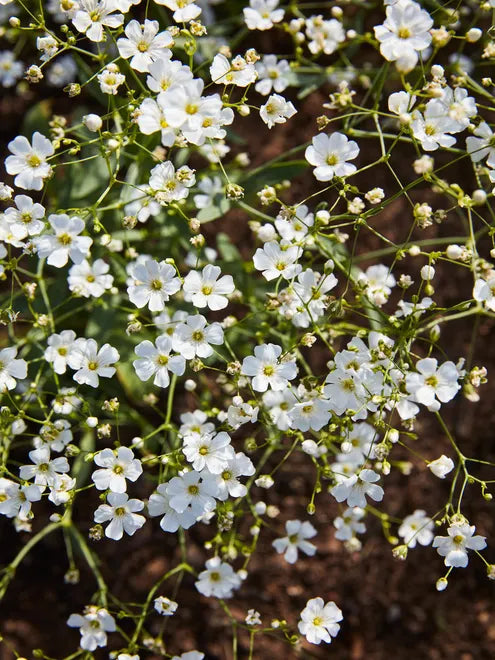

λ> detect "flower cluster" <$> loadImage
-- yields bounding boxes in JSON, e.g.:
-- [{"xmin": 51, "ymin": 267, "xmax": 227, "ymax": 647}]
[{"xmin": 0, "ymin": 0, "xmax": 494, "ymax": 657}]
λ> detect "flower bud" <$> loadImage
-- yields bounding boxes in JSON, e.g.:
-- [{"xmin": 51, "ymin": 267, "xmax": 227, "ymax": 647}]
[
  {"xmin": 83, "ymin": 113, "xmax": 103, "ymax": 132},
  {"xmin": 436, "ymin": 577, "xmax": 448, "ymax": 591}
]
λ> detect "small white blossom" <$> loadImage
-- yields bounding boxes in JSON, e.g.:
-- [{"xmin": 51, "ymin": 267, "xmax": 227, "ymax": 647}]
[
  {"xmin": 428, "ymin": 455, "xmax": 455, "ymax": 479},
  {"xmin": 260, "ymin": 94, "xmax": 297, "ymax": 128},
  {"xmin": 195, "ymin": 557, "xmax": 241, "ymax": 599},
  {"xmin": 92, "ymin": 447, "xmax": 143, "ymax": 493},
  {"xmin": 94, "ymin": 492, "xmax": 145, "ymax": 540},
  {"xmin": 298, "ymin": 597, "xmax": 343, "ymax": 645},
  {"xmin": 305, "ymin": 132, "xmax": 359, "ymax": 181},
  {"xmin": 433, "ymin": 523, "xmax": 486, "ymax": 568},
  {"xmin": 330, "ymin": 469, "xmax": 384, "ymax": 508},
  {"xmin": 243, "ymin": 0, "xmax": 284, "ymax": 31},
  {"xmin": 5, "ymin": 131, "xmax": 54, "ymax": 191},
  {"xmin": 241, "ymin": 343, "xmax": 298, "ymax": 392},
  {"xmin": 154, "ymin": 596, "xmax": 178, "ymax": 616},
  {"xmin": 272, "ymin": 519, "xmax": 317, "ymax": 564},
  {"xmin": 67, "ymin": 338, "xmax": 119, "ymax": 388},
  {"xmin": 398, "ymin": 509, "xmax": 434, "ymax": 548},
  {"xmin": 133, "ymin": 335, "xmax": 186, "ymax": 388},
  {"xmin": 67, "ymin": 607, "xmax": 116, "ymax": 652}
]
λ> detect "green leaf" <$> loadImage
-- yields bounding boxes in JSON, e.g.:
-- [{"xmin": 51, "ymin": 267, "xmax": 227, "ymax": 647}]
[
  {"xmin": 197, "ymin": 197, "xmax": 230, "ymax": 223},
  {"xmin": 22, "ymin": 100, "xmax": 52, "ymax": 136},
  {"xmin": 217, "ymin": 232, "xmax": 242, "ymax": 262},
  {"xmin": 243, "ymin": 160, "xmax": 307, "ymax": 194}
]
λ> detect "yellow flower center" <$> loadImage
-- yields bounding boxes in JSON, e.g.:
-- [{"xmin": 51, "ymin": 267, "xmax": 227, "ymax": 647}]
[
  {"xmin": 58, "ymin": 233, "xmax": 72, "ymax": 246},
  {"xmin": 27, "ymin": 154, "xmax": 42, "ymax": 168}
]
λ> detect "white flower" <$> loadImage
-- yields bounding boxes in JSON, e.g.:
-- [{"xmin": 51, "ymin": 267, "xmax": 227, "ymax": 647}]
[
  {"xmin": 155, "ymin": 0, "xmax": 201, "ymax": 23},
  {"xmin": 35, "ymin": 214, "xmax": 92, "ymax": 268},
  {"xmin": 305, "ymin": 17, "xmax": 345, "ymax": 55},
  {"xmin": 179, "ymin": 410, "xmax": 215, "ymax": 440},
  {"xmin": 260, "ymin": 94, "xmax": 297, "ymax": 128},
  {"xmin": 19, "ymin": 446, "xmax": 69, "ymax": 487},
  {"xmin": 3, "ymin": 195, "xmax": 45, "ymax": 239},
  {"xmin": 117, "ymin": 20, "xmax": 172, "ymax": 73},
  {"xmin": 405, "ymin": 358, "xmax": 460, "ymax": 411},
  {"xmin": 172, "ymin": 314, "xmax": 224, "ymax": 359},
  {"xmin": 166, "ymin": 469, "xmax": 219, "ymax": 516},
  {"xmin": 227, "ymin": 396, "xmax": 259, "ymax": 430},
  {"xmin": 124, "ymin": 184, "xmax": 163, "ymax": 222},
  {"xmin": 411, "ymin": 101, "xmax": 458, "ymax": 151},
  {"xmin": 246, "ymin": 609, "xmax": 262, "ymax": 625},
  {"xmin": 52, "ymin": 387, "xmax": 82, "ymax": 415},
  {"xmin": 127, "ymin": 257, "xmax": 181, "ymax": 311},
  {"xmin": 359, "ymin": 264, "xmax": 396, "ymax": 306},
  {"xmin": 330, "ymin": 469, "xmax": 384, "ymax": 508},
  {"xmin": 133, "ymin": 335, "xmax": 185, "ymax": 388},
  {"xmin": 68, "ymin": 259, "xmax": 113, "ymax": 298},
  {"xmin": 183, "ymin": 264, "xmax": 234, "ymax": 310},
  {"xmin": 148, "ymin": 483, "xmax": 198, "ymax": 532},
  {"xmin": 72, "ymin": 0, "xmax": 124, "ymax": 42},
  {"xmin": 243, "ymin": 0, "xmax": 284, "ymax": 31},
  {"xmin": 0, "ymin": 481, "xmax": 42, "ymax": 519},
  {"xmin": 215, "ymin": 451, "xmax": 255, "ymax": 500},
  {"xmin": 275, "ymin": 205, "xmax": 314, "ymax": 242},
  {"xmin": 92, "ymin": 447, "xmax": 143, "ymax": 493},
  {"xmin": 288, "ymin": 394, "xmax": 331, "ymax": 432},
  {"xmin": 146, "ymin": 55, "xmax": 193, "ymax": 94},
  {"xmin": 0, "ymin": 51, "xmax": 23, "ymax": 88},
  {"xmin": 398, "ymin": 509, "xmax": 434, "ymax": 548},
  {"xmin": 0, "ymin": 346, "xmax": 27, "ymax": 391},
  {"xmin": 210, "ymin": 53, "xmax": 257, "ymax": 87},
  {"xmin": 5, "ymin": 131, "xmax": 54, "ymax": 191},
  {"xmin": 305, "ymin": 132, "xmax": 359, "ymax": 181},
  {"xmin": 136, "ymin": 97, "xmax": 178, "ymax": 148},
  {"xmin": 67, "ymin": 338, "xmax": 119, "ymax": 388},
  {"xmin": 298, "ymin": 597, "xmax": 343, "ymax": 645},
  {"xmin": 154, "ymin": 596, "xmax": 178, "ymax": 616},
  {"xmin": 67, "ymin": 606, "xmax": 116, "ymax": 651},
  {"xmin": 253, "ymin": 241, "xmax": 302, "ymax": 281},
  {"xmin": 427, "ymin": 454, "xmax": 455, "ymax": 479},
  {"xmin": 255, "ymin": 55, "xmax": 291, "ymax": 95},
  {"xmin": 44, "ymin": 330, "xmax": 77, "ymax": 374},
  {"xmin": 433, "ymin": 523, "xmax": 486, "ymax": 568},
  {"xmin": 374, "ymin": 1, "xmax": 433, "ymax": 72},
  {"xmin": 47, "ymin": 54, "xmax": 77, "ymax": 87},
  {"xmin": 97, "ymin": 64, "xmax": 125, "ymax": 94},
  {"xmin": 48, "ymin": 473, "xmax": 76, "ymax": 505},
  {"xmin": 182, "ymin": 431, "xmax": 234, "ymax": 473},
  {"xmin": 171, "ymin": 653, "xmax": 204, "ymax": 660},
  {"xmin": 388, "ymin": 90, "xmax": 416, "ymax": 117},
  {"xmin": 438, "ymin": 86, "xmax": 476, "ymax": 131},
  {"xmin": 195, "ymin": 557, "xmax": 241, "ymax": 599},
  {"xmin": 149, "ymin": 161, "xmax": 196, "ymax": 203},
  {"xmin": 466, "ymin": 122, "xmax": 495, "ymax": 167},
  {"xmin": 34, "ymin": 419, "xmax": 72, "ymax": 453},
  {"xmin": 94, "ymin": 492, "xmax": 145, "ymax": 540},
  {"xmin": 302, "ymin": 439, "xmax": 327, "ymax": 458},
  {"xmin": 473, "ymin": 277, "xmax": 495, "ymax": 311},
  {"xmin": 241, "ymin": 343, "xmax": 298, "ymax": 392},
  {"xmin": 272, "ymin": 519, "xmax": 317, "ymax": 564},
  {"xmin": 333, "ymin": 507, "xmax": 366, "ymax": 541}
]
